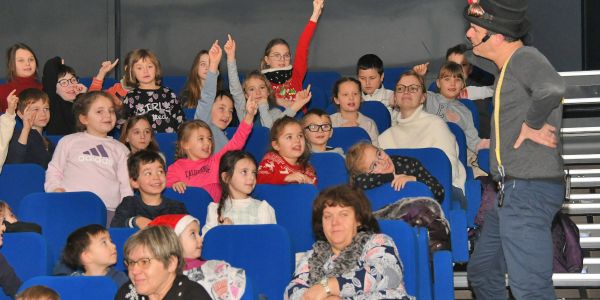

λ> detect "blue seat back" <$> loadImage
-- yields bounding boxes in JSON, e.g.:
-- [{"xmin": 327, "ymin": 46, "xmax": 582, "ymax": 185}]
[
  {"xmin": 225, "ymin": 126, "xmax": 270, "ymax": 161},
  {"xmin": 163, "ymin": 187, "xmax": 212, "ymax": 224},
  {"xmin": 383, "ymin": 67, "xmax": 410, "ymax": 90},
  {"xmin": 459, "ymin": 98, "xmax": 480, "ymax": 134},
  {"xmin": 45, "ymin": 134, "xmax": 64, "ymax": 147},
  {"xmin": 108, "ymin": 227, "xmax": 138, "ymax": 272},
  {"xmin": 378, "ymin": 220, "xmax": 419, "ymax": 298},
  {"xmin": 478, "ymin": 148, "xmax": 490, "ymax": 174},
  {"xmin": 328, "ymin": 127, "xmax": 371, "ymax": 152},
  {"xmin": 202, "ymin": 225, "xmax": 292, "ymax": 300},
  {"xmin": 161, "ymin": 75, "xmax": 187, "ymax": 95},
  {"xmin": 252, "ymin": 184, "xmax": 317, "ymax": 253},
  {"xmin": 446, "ymin": 122, "xmax": 468, "ymax": 171},
  {"xmin": 365, "ymin": 181, "xmax": 434, "ymax": 211},
  {"xmin": 309, "ymin": 152, "xmax": 348, "ymax": 190},
  {"xmin": 359, "ymin": 101, "xmax": 391, "ymax": 133},
  {"xmin": 18, "ymin": 192, "xmax": 107, "ymax": 269},
  {"xmin": 384, "ymin": 148, "xmax": 453, "ymax": 213},
  {"xmin": 18, "ymin": 276, "xmax": 118, "ymax": 300},
  {"xmin": 155, "ymin": 132, "xmax": 178, "ymax": 166},
  {"xmin": 184, "ymin": 108, "xmax": 195, "ymax": 121},
  {"xmin": 0, "ymin": 164, "xmax": 45, "ymax": 214},
  {"xmin": 306, "ymin": 86, "xmax": 329, "ymax": 110},
  {"xmin": 303, "ymin": 71, "xmax": 342, "ymax": 101},
  {"xmin": 0, "ymin": 233, "xmax": 48, "ymax": 282}
]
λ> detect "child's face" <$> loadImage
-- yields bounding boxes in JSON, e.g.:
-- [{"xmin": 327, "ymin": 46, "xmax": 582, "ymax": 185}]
[
  {"xmin": 82, "ymin": 231, "xmax": 117, "ymax": 269},
  {"xmin": 447, "ymin": 53, "xmax": 471, "ymax": 78},
  {"xmin": 303, "ymin": 114, "xmax": 333, "ymax": 148},
  {"xmin": 56, "ymin": 73, "xmax": 79, "ymax": 101},
  {"xmin": 80, "ymin": 96, "xmax": 116, "ymax": 137},
  {"xmin": 357, "ymin": 68, "xmax": 384, "ymax": 95},
  {"xmin": 244, "ymin": 77, "xmax": 270, "ymax": 103},
  {"xmin": 18, "ymin": 99, "xmax": 50, "ymax": 130},
  {"xmin": 359, "ymin": 146, "xmax": 394, "ymax": 174},
  {"xmin": 210, "ymin": 96, "xmax": 234, "ymax": 130},
  {"xmin": 264, "ymin": 44, "xmax": 291, "ymax": 69},
  {"xmin": 272, "ymin": 123, "xmax": 305, "ymax": 164},
  {"xmin": 15, "ymin": 48, "xmax": 36, "ymax": 78},
  {"xmin": 334, "ymin": 81, "xmax": 361, "ymax": 113},
  {"xmin": 196, "ymin": 53, "xmax": 209, "ymax": 81},
  {"xmin": 183, "ymin": 127, "xmax": 213, "ymax": 160},
  {"xmin": 126, "ymin": 119, "xmax": 152, "ymax": 153},
  {"xmin": 393, "ymin": 75, "xmax": 425, "ymax": 110},
  {"xmin": 179, "ymin": 221, "xmax": 203, "ymax": 259},
  {"xmin": 131, "ymin": 160, "xmax": 166, "ymax": 198},
  {"xmin": 227, "ymin": 158, "xmax": 257, "ymax": 199},
  {"xmin": 437, "ymin": 74, "xmax": 464, "ymax": 100},
  {"xmin": 133, "ymin": 58, "xmax": 157, "ymax": 86}
]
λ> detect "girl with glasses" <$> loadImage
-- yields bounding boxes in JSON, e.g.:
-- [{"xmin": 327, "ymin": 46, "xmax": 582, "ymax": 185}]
[{"xmin": 345, "ymin": 142, "xmax": 444, "ymax": 202}]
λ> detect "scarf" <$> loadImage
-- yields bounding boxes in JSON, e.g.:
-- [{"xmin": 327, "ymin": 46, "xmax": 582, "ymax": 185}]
[
  {"xmin": 261, "ymin": 66, "xmax": 293, "ymax": 85},
  {"xmin": 307, "ymin": 231, "xmax": 372, "ymax": 284}
]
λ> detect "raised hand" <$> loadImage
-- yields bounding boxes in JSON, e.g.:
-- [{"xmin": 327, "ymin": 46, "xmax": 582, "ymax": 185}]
[
  {"xmin": 75, "ymin": 83, "xmax": 88, "ymax": 95},
  {"xmin": 21, "ymin": 104, "xmax": 37, "ymax": 130},
  {"xmin": 224, "ymin": 34, "xmax": 236, "ymax": 61},
  {"xmin": 244, "ymin": 94, "xmax": 258, "ymax": 123},
  {"xmin": 291, "ymin": 84, "xmax": 312, "ymax": 112},
  {"xmin": 412, "ymin": 62, "xmax": 430, "ymax": 77},
  {"xmin": 5, "ymin": 89, "xmax": 18, "ymax": 115},
  {"xmin": 96, "ymin": 59, "xmax": 119, "ymax": 80},
  {"xmin": 208, "ymin": 40, "xmax": 223, "ymax": 73},
  {"xmin": 310, "ymin": 0, "xmax": 325, "ymax": 22}
]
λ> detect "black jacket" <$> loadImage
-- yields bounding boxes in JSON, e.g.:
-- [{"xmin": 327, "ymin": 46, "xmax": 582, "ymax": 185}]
[
  {"xmin": 5, "ymin": 128, "xmax": 54, "ymax": 169},
  {"xmin": 110, "ymin": 196, "xmax": 188, "ymax": 228},
  {"xmin": 43, "ymin": 56, "xmax": 75, "ymax": 135}
]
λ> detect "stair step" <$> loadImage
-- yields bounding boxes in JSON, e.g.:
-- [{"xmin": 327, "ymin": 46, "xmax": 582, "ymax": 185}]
[
  {"xmin": 567, "ymin": 169, "xmax": 600, "ymax": 175},
  {"xmin": 580, "ymin": 237, "xmax": 600, "ymax": 249},
  {"xmin": 562, "ymin": 127, "xmax": 600, "ymax": 134},
  {"xmin": 562, "ymin": 203, "xmax": 600, "ymax": 215}
]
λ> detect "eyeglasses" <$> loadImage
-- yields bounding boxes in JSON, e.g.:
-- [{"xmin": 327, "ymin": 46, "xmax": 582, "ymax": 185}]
[
  {"xmin": 368, "ymin": 148, "xmax": 386, "ymax": 174},
  {"xmin": 124, "ymin": 257, "xmax": 155, "ymax": 269},
  {"xmin": 57, "ymin": 77, "xmax": 79, "ymax": 87},
  {"xmin": 467, "ymin": 0, "xmax": 494, "ymax": 21},
  {"xmin": 395, "ymin": 84, "xmax": 421, "ymax": 94},
  {"xmin": 304, "ymin": 123, "xmax": 332, "ymax": 132},
  {"xmin": 269, "ymin": 53, "xmax": 291, "ymax": 61}
]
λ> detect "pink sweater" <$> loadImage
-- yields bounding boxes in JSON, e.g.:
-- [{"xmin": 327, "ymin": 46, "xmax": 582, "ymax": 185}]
[
  {"xmin": 45, "ymin": 132, "xmax": 133, "ymax": 210},
  {"xmin": 166, "ymin": 121, "xmax": 253, "ymax": 202}
]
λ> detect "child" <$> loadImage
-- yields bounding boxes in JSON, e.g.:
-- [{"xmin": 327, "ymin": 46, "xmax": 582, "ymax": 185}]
[
  {"xmin": 6, "ymin": 88, "xmax": 54, "ymax": 168},
  {"xmin": 414, "ymin": 62, "xmax": 489, "ymax": 152},
  {"xmin": 356, "ymin": 54, "xmax": 394, "ymax": 114},
  {"xmin": 257, "ymin": 116, "xmax": 317, "ymax": 185},
  {"xmin": 346, "ymin": 142, "xmax": 444, "ymax": 203},
  {"xmin": 121, "ymin": 49, "xmax": 184, "ymax": 133},
  {"xmin": 45, "ymin": 91, "xmax": 133, "ymax": 223},
  {"xmin": 166, "ymin": 96, "xmax": 258, "ymax": 201},
  {"xmin": 180, "ymin": 50, "xmax": 222, "ymax": 109},
  {"xmin": 301, "ymin": 109, "xmax": 344, "ymax": 156},
  {"xmin": 260, "ymin": 0, "xmax": 324, "ymax": 106},
  {"xmin": 0, "ymin": 90, "xmax": 18, "ymax": 172},
  {"xmin": 329, "ymin": 77, "xmax": 379, "ymax": 145},
  {"xmin": 62, "ymin": 224, "xmax": 128, "ymax": 287},
  {"xmin": 202, "ymin": 150, "xmax": 276, "ymax": 235},
  {"xmin": 0, "ymin": 214, "xmax": 22, "ymax": 298},
  {"xmin": 119, "ymin": 115, "xmax": 160, "ymax": 153},
  {"xmin": 149, "ymin": 214, "xmax": 246, "ymax": 300},
  {"xmin": 0, "ymin": 43, "xmax": 42, "ymax": 113},
  {"xmin": 42, "ymin": 57, "xmax": 87, "ymax": 135},
  {"xmin": 111, "ymin": 150, "xmax": 188, "ymax": 229},
  {"xmin": 16, "ymin": 285, "xmax": 60, "ymax": 300},
  {"xmin": 88, "ymin": 50, "xmax": 135, "ymax": 108}
]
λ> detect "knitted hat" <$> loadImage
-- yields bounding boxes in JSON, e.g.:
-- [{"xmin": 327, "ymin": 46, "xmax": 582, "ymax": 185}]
[
  {"xmin": 148, "ymin": 214, "xmax": 199, "ymax": 236},
  {"xmin": 463, "ymin": 0, "xmax": 530, "ymax": 39}
]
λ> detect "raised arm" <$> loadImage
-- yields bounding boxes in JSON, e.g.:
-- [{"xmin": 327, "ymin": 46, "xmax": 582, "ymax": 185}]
[
  {"xmin": 224, "ymin": 34, "xmax": 248, "ymax": 122},
  {"xmin": 194, "ymin": 40, "xmax": 222, "ymax": 121}
]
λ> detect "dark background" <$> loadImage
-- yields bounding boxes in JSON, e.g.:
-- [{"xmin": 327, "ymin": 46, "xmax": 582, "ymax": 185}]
[{"xmin": 0, "ymin": 0, "xmax": 582, "ymax": 80}]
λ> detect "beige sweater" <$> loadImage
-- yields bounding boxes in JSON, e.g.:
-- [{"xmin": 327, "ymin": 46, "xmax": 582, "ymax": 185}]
[
  {"xmin": 379, "ymin": 105, "xmax": 466, "ymax": 190},
  {"xmin": 0, "ymin": 113, "xmax": 16, "ymax": 173}
]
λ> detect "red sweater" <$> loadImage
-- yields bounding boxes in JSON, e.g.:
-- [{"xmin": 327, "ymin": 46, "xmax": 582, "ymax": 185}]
[
  {"xmin": 0, "ymin": 76, "xmax": 43, "ymax": 113},
  {"xmin": 268, "ymin": 21, "xmax": 317, "ymax": 102},
  {"xmin": 257, "ymin": 151, "xmax": 317, "ymax": 185}
]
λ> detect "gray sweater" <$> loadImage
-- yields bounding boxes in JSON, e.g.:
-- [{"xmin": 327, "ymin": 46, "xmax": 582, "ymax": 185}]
[{"xmin": 473, "ymin": 46, "xmax": 565, "ymax": 180}]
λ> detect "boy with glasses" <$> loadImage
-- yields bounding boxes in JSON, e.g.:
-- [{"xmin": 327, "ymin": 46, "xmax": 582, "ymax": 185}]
[{"xmin": 301, "ymin": 109, "xmax": 344, "ymax": 156}]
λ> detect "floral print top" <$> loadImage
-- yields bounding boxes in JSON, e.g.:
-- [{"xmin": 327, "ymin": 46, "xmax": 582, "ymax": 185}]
[
  {"xmin": 284, "ymin": 233, "xmax": 414, "ymax": 300},
  {"xmin": 122, "ymin": 86, "xmax": 184, "ymax": 133}
]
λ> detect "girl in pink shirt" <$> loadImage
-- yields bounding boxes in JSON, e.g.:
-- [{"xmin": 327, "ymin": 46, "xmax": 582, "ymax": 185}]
[{"xmin": 166, "ymin": 97, "xmax": 258, "ymax": 202}]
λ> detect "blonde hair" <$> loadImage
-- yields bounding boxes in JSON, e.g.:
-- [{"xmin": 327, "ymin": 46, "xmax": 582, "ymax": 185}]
[
  {"xmin": 16, "ymin": 285, "xmax": 60, "ymax": 300},
  {"xmin": 124, "ymin": 49, "xmax": 162, "ymax": 88},
  {"xmin": 345, "ymin": 142, "xmax": 376, "ymax": 185},
  {"xmin": 175, "ymin": 120, "xmax": 213, "ymax": 159},
  {"xmin": 123, "ymin": 226, "xmax": 184, "ymax": 273}
]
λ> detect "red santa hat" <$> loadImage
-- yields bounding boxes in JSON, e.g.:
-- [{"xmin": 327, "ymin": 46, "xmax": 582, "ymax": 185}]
[{"xmin": 148, "ymin": 214, "xmax": 199, "ymax": 236}]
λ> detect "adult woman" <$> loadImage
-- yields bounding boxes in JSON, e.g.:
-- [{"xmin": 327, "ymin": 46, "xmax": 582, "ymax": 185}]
[
  {"xmin": 0, "ymin": 43, "xmax": 43, "ymax": 113},
  {"xmin": 284, "ymin": 185, "xmax": 412, "ymax": 300},
  {"xmin": 115, "ymin": 226, "xmax": 211, "ymax": 300},
  {"xmin": 381, "ymin": 70, "xmax": 466, "ymax": 194}
]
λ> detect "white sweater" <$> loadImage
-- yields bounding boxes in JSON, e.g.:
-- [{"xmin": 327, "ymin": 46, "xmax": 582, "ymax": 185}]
[
  {"xmin": 202, "ymin": 197, "xmax": 277, "ymax": 236},
  {"xmin": 379, "ymin": 105, "xmax": 466, "ymax": 190},
  {"xmin": 0, "ymin": 113, "xmax": 16, "ymax": 172}
]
